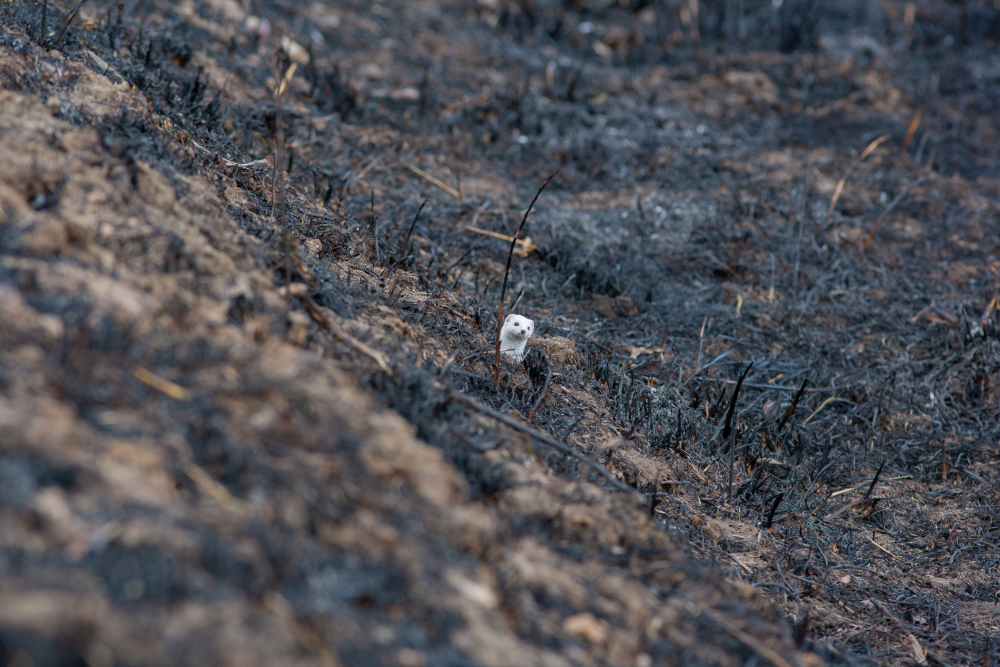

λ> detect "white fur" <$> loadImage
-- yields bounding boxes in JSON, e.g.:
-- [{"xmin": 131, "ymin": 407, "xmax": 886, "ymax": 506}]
[{"xmin": 499, "ymin": 314, "xmax": 534, "ymax": 362}]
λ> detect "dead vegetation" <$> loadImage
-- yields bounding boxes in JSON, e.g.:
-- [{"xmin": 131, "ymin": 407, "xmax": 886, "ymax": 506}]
[{"xmin": 1, "ymin": 0, "xmax": 999, "ymax": 666}]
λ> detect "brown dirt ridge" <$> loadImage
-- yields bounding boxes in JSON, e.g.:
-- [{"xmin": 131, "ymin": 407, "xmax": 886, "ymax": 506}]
[{"xmin": 1, "ymin": 1, "xmax": 999, "ymax": 666}]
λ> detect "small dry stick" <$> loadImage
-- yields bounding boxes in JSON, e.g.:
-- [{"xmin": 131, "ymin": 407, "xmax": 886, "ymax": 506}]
[
  {"xmin": 768, "ymin": 252, "xmax": 776, "ymax": 303},
  {"xmin": 465, "ymin": 225, "xmax": 536, "ymax": 255},
  {"xmin": 688, "ymin": 0, "xmax": 700, "ymax": 42},
  {"xmin": 828, "ymin": 134, "xmax": 891, "ymax": 214},
  {"xmin": 40, "ymin": 0, "xmax": 48, "ymax": 44},
  {"xmin": 53, "ymin": 0, "xmax": 87, "ymax": 48},
  {"xmin": 396, "ymin": 198, "xmax": 428, "ymax": 273},
  {"xmin": 273, "ymin": 58, "xmax": 292, "ymax": 306},
  {"xmin": 447, "ymin": 390, "xmax": 639, "ymax": 497},
  {"xmin": 526, "ymin": 356, "xmax": 552, "ymax": 421},
  {"xmin": 408, "ymin": 164, "xmax": 461, "ymax": 199},
  {"xmin": 777, "ymin": 378, "xmax": 809, "ymax": 432},
  {"xmin": 494, "ymin": 170, "xmax": 558, "ymax": 385},
  {"xmin": 678, "ymin": 350, "xmax": 733, "ymax": 391},
  {"xmin": 691, "ymin": 602, "xmax": 794, "ymax": 667},
  {"xmin": 724, "ymin": 362, "xmax": 753, "ymax": 503},
  {"xmin": 695, "ymin": 316, "xmax": 708, "ymax": 370},
  {"xmin": 901, "ymin": 106, "xmax": 926, "ymax": 151},
  {"xmin": 864, "ymin": 460, "xmax": 885, "ymax": 499},
  {"xmin": 298, "ymin": 294, "xmax": 391, "ymax": 373},
  {"xmin": 133, "ymin": 367, "xmax": 189, "ymax": 400},
  {"xmin": 370, "ymin": 191, "xmax": 381, "ymax": 266},
  {"xmin": 764, "ymin": 492, "xmax": 784, "ymax": 528},
  {"xmin": 802, "ymin": 393, "xmax": 836, "ymax": 424},
  {"xmin": 389, "ymin": 198, "xmax": 428, "ymax": 301}
]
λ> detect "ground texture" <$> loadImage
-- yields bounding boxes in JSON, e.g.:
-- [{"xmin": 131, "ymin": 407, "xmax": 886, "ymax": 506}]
[{"xmin": 1, "ymin": 1, "xmax": 999, "ymax": 666}]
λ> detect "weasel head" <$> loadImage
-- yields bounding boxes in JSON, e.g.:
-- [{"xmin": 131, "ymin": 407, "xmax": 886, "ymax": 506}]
[
  {"xmin": 500, "ymin": 314, "xmax": 534, "ymax": 361},
  {"xmin": 501, "ymin": 314, "xmax": 534, "ymax": 343}
]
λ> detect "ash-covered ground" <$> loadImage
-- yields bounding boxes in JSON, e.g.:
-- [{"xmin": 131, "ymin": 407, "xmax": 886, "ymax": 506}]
[{"xmin": 1, "ymin": 1, "xmax": 999, "ymax": 666}]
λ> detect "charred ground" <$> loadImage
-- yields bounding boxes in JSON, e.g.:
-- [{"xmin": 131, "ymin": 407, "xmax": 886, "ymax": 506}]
[{"xmin": 1, "ymin": 0, "xmax": 999, "ymax": 666}]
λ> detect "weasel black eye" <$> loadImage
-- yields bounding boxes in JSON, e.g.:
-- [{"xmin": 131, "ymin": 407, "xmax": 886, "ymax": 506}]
[{"xmin": 514, "ymin": 321, "xmax": 519, "ymax": 326}]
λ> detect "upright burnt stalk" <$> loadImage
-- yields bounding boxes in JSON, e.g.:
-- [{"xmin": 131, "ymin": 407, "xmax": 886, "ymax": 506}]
[
  {"xmin": 864, "ymin": 461, "xmax": 885, "ymax": 499},
  {"xmin": 494, "ymin": 171, "xmax": 557, "ymax": 385},
  {"xmin": 725, "ymin": 362, "xmax": 753, "ymax": 502},
  {"xmin": 53, "ymin": 0, "xmax": 86, "ymax": 48},
  {"xmin": 396, "ymin": 198, "xmax": 428, "ymax": 273},
  {"xmin": 777, "ymin": 378, "xmax": 809, "ymax": 432},
  {"xmin": 39, "ymin": 0, "xmax": 48, "ymax": 45},
  {"xmin": 273, "ymin": 56, "xmax": 292, "ymax": 305}
]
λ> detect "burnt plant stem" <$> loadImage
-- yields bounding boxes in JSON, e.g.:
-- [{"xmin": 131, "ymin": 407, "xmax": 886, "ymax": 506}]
[
  {"xmin": 526, "ymin": 358, "xmax": 552, "ymax": 422},
  {"xmin": 40, "ymin": 0, "xmax": 48, "ymax": 45},
  {"xmin": 494, "ymin": 170, "xmax": 558, "ymax": 385},
  {"xmin": 448, "ymin": 389, "xmax": 639, "ymax": 497},
  {"xmin": 723, "ymin": 362, "xmax": 753, "ymax": 441},
  {"xmin": 777, "ymin": 378, "xmax": 809, "ymax": 432},
  {"xmin": 53, "ymin": 0, "xmax": 87, "ymax": 48},
  {"xmin": 370, "ymin": 191, "xmax": 382, "ymax": 266},
  {"xmin": 625, "ymin": 412, "xmax": 647, "ymax": 440},
  {"xmin": 272, "ymin": 60, "xmax": 290, "ymax": 306},
  {"xmin": 864, "ymin": 460, "xmax": 885, "ymax": 499},
  {"xmin": 709, "ymin": 385, "xmax": 729, "ymax": 419},
  {"xmin": 396, "ymin": 198, "xmax": 428, "ymax": 272},
  {"xmin": 559, "ymin": 415, "xmax": 583, "ymax": 442},
  {"xmin": 724, "ymin": 362, "xmax": 753, "ymax": 503},
  {"xmin": 728, "ymin": 427, "xmax": 737, "ymax": 503},
  {"xmin": 389, "ymin": 198, "xmax": 428, "ymax": 302},
  {"xmin": 765, "ymin": 492, "xmax": 784, "ymax": 528}
]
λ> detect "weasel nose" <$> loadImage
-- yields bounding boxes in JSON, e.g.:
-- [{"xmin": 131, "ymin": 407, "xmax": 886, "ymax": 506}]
[{"xmin": 520, "ymin": 329, "xmax": 526, "ymax": 335}]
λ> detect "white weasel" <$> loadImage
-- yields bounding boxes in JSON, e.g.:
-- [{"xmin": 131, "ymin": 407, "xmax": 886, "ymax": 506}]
[{"xmin": 499, "ymin": 314, "xmax": 534, "ymax": 362}]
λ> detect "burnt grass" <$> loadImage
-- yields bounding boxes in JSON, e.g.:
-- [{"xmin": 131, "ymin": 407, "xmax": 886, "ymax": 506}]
[{"xmin": 1, "ymin": 0, "xmax": 1000, "ymax": 665}]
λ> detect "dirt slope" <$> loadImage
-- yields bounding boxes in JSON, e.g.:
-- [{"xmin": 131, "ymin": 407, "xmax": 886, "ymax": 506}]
[{"xmin": 1, "ymin": 1, "xmax": 999, "ymax": 666}]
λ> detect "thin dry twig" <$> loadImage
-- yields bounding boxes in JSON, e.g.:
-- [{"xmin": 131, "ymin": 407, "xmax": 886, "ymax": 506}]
[
  {"xmin": 902, "ymin": 106, "xmax": 926, "ymax": 151},
  {"xmin": 409, "ymin": 164, "xmax": 462, "ymax": 199},
  {"xmin": 389, "ymin": 198, "xmax": 428, "ymax": 301},
  {"xmin": 810, "ymin": 83, "xmax": 896, "ymax": 118},
  {"xmin": 802, "ymin": 394, "xmax": 836, "ymax": 424},
  {"xmin": 298, "ymin": 295, "xmax": 391, "ymax": 373},
  {"xmin": 494, "ymin": 171, "xmax": 558, "ymax": 385},
  {"xmin": 465, "ymin": 225, "xmax": 537, "ymax": 256},
  {"xmin": 447, "ymin": 389, "xmax": 640, "ymax": 497},
  {"xmin": 678, "ymin": 350, "xmax": 733, "ymax": 391},
  {"xmin": 273, "ymin": 59, "xmax": 293, "ymax": 306},
  {"xmin": 863, "ymin": 461, "xmax": 885, "ymax": 499},
  {"xmin": 777, "ymin": 379, "xmax": 809, "ymax": 432},
  {"xmin": 396, "ymin": 198, "xmax": 428, "ymax": 273},
  {"xmin": 687, "ymin": 601, "xmax": 795, "ymax": 667},
  {"xmin": 39, "ymin": 0, "xmax": 48, "ymax": 45},
  {"xmin": 132, "ymin": 367, "xmax": 189, "ymax": 400},
  {"xmin": 828, "ymin": 134, "xmax": 892, "ymax": 214},
  {"xmin": 725, "ymin": 362, "xmax": 753, "ymax": 502},
  {"xmin": 344, "ymin": 156, "xmax": 380, "ymax": 189},
  {"xmin": 53, "ymin": 0, "xmax": 87, "ymax": 48},
  {"xmin": 526, "ymin": 358, "xmax": 552, "ymax": 422},
  {"xmin": 185, "ymin": 463, "xmax": 252, "ymax": 514}
]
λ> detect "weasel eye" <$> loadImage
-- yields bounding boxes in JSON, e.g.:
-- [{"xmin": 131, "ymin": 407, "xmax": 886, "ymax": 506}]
[{"xmin": 513, "ymin": 321, "xmax": 519, "ymax": 326}]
